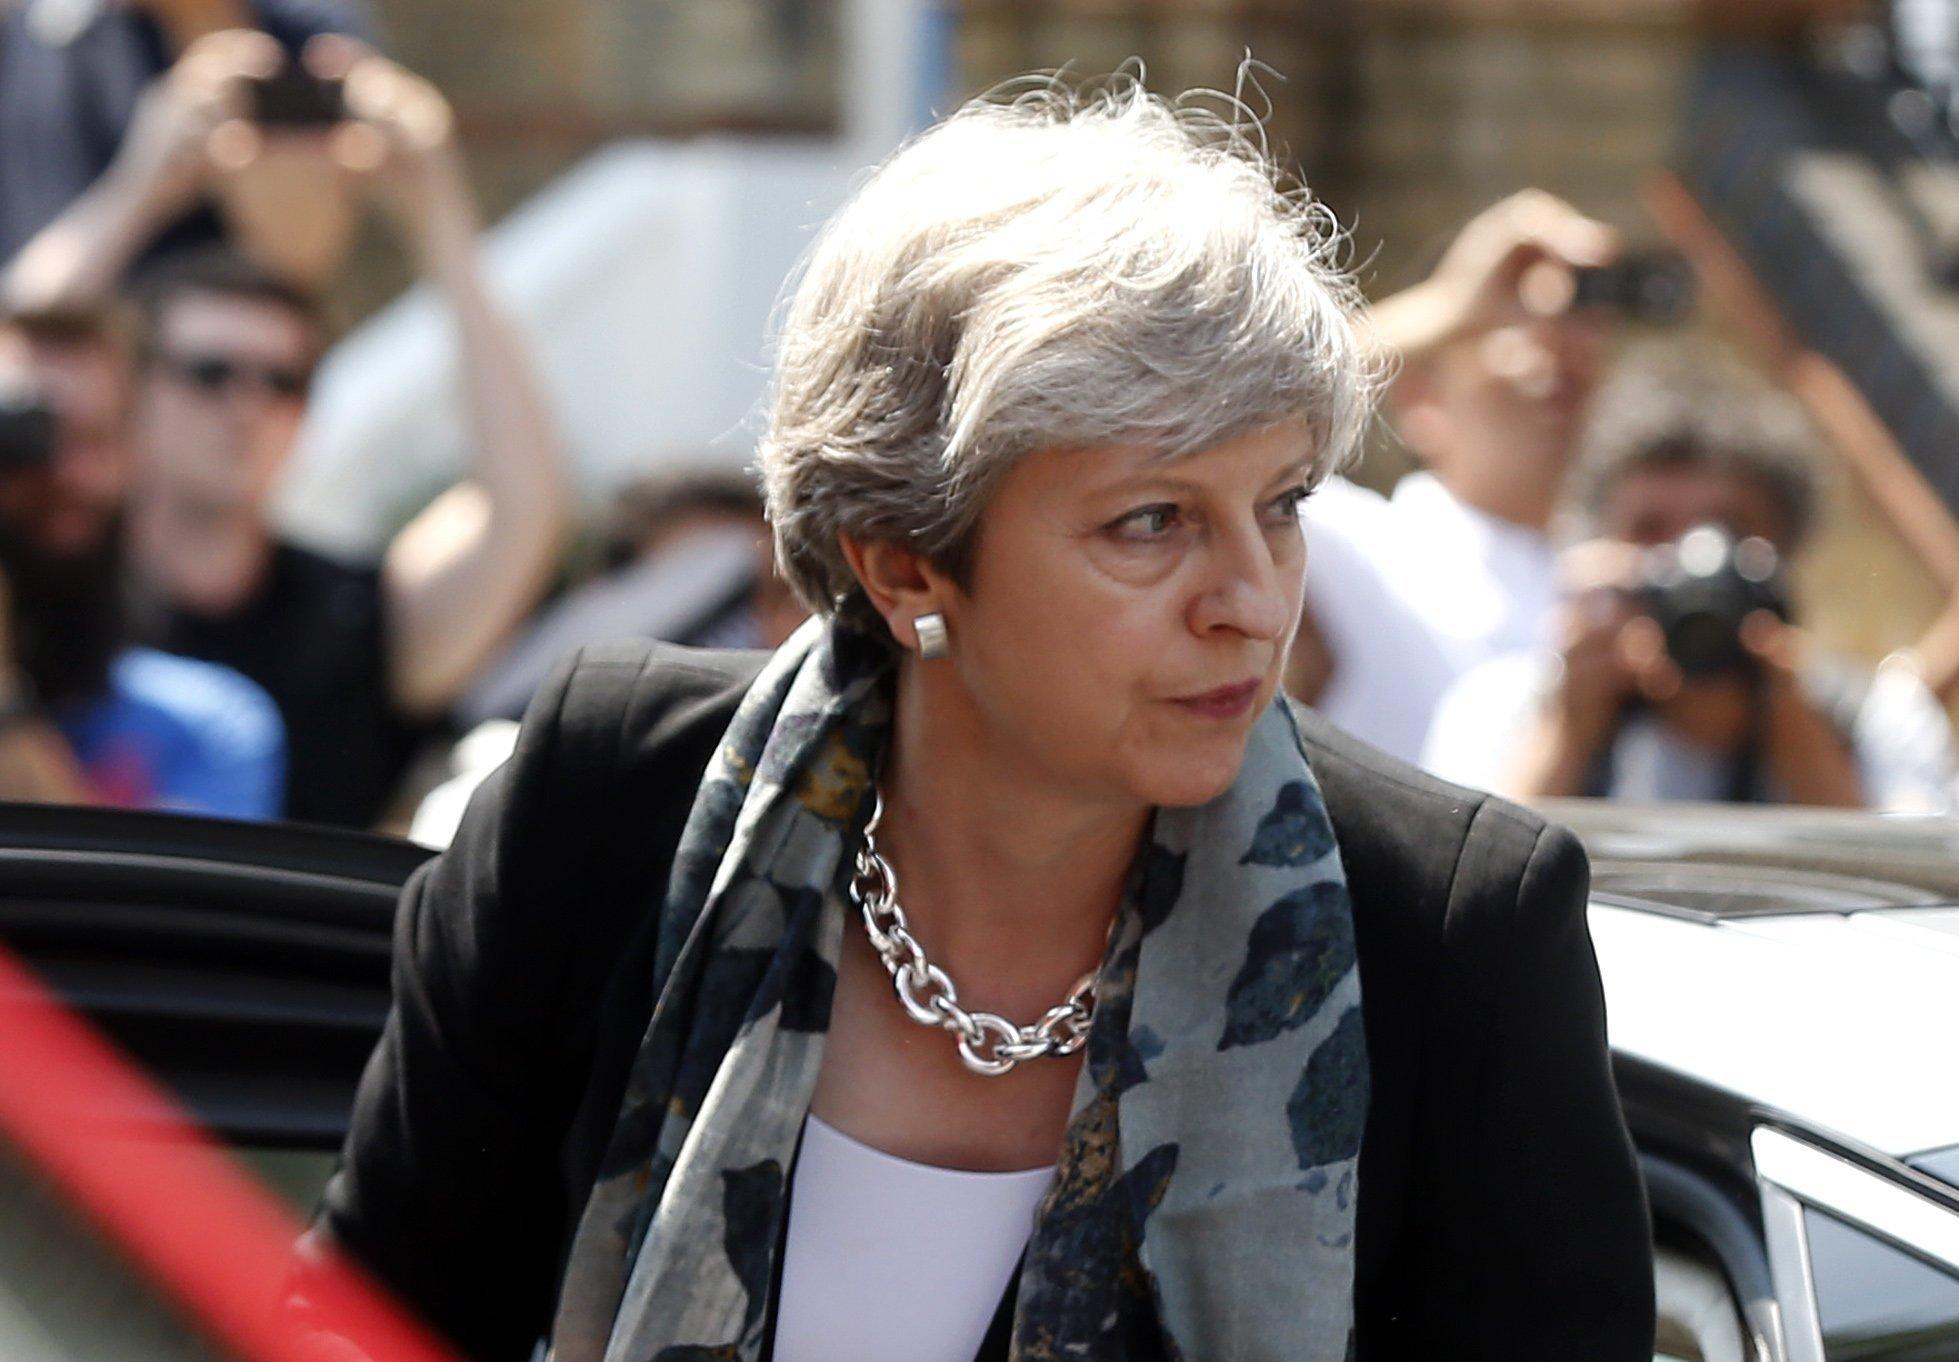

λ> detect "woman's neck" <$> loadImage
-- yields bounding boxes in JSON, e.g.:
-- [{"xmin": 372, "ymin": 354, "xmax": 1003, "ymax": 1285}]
[{"xmin": 871, "ymin": 657, "xmax": 1148, "ymax": 1016}]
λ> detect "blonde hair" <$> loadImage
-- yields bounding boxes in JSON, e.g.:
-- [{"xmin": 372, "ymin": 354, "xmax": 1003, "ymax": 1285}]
[{"xmin": 759, "ymin": 70, "xmax": 1379, "ymax": 638}]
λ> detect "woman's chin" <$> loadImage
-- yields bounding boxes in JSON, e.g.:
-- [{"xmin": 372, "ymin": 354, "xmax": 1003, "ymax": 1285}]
[{"xmin": 1135, "ymin": 751, "xmax": 1248, "ymax": 809}]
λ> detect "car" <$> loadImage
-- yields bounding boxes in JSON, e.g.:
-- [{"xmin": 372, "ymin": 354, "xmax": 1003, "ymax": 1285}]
[
  {"xmin": 1, "ymin": 797, "xmax": 1956, "ymax": 1362},
  {"xmin": 0, "ymin": 804, "xmax": 441, "ymax": 1361},
  {"xmin": 1549, "ymin": 797, "xmax": 1959, "ymax": 1362}
]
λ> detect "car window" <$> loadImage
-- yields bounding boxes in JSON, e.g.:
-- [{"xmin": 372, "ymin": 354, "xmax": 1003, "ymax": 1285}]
[
  {"xmin": 1806, "ymin": 1208, "xmax": 1959, "ymax": 1359},
  {"xmin": 1909, "ymin": 1144, "xmax": 1959, "ymax": 1195}
]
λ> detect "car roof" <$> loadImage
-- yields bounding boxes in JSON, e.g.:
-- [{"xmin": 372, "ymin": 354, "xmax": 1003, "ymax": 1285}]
[
  {"xmin": 1543, "ymin": 798, "xmax": 1959, "ymax": 908},
  {"xmin": 1546, "ymin": 800, "xmax": 1959, "ymax": 1161}
]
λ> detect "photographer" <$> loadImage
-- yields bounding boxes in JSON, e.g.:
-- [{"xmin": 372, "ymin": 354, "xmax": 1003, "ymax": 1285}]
[
  {"xmin": 8, "ymin": 34, "xmax": 572, "ymax": 828},
  {"xmin": 1287, "ymin": 190, "xmax": 1621, "ymax": 762},
  {"xmin": 0, "ymin": 308, "xmax": 282, "ymax": 816},
  {"xmin": 1421, "ymin": 348, "xmax": 1956, "ymax": 810}
]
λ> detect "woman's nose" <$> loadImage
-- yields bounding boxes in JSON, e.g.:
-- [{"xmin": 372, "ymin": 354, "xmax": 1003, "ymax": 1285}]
[{"xmin": 1189, "ymin": 525, "xmax": 1292, "ymax": 641}]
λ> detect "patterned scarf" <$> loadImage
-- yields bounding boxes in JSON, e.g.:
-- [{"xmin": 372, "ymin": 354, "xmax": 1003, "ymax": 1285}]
[{"xmin": 549, "ymin": 620, "xmax": 1367, "ymax": 1362}]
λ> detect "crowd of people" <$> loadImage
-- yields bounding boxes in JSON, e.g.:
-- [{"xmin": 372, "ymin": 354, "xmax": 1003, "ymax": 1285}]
[
  {"xmin": 0, "ymin": 11, "xmax": 800, "ymax": 829},
  {"xmin": 1290, "ymin": 191, "xmax": 1959, "ymax": 815},
  {"xmin": 2, "ymin": 10, "xmax": 1956, "ymax": 835}
]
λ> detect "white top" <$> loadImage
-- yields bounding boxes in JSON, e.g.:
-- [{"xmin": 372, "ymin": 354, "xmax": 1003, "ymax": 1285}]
[
  {"xmin": 772, "ymin": 1114, "xmax": 1055, "ymax": 1362},
  {"xmin": 1422, "ymin": 648, "xmax": 1958, "ymax": 812},
  {"xmin": 1302, "ymin": 472, "xmax": 1560, "ymax": 765}
]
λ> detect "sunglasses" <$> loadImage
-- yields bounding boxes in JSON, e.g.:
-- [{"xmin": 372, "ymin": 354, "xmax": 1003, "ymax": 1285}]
[{"xmin": 159, "ymin": 353, "xmax": 312, "ymax": 400}]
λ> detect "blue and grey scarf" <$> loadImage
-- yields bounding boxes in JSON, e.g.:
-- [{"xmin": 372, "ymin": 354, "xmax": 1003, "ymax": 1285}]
[{"xmin": 549, "ymin": 619, "xmax": 1367, "ymax": 1362}]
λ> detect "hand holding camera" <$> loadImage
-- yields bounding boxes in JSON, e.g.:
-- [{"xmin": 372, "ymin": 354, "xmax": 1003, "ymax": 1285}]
[
  {"xmin": 99, "ymin": 30, "xmax": 466, "ymax": 284},
  {"xmin": 1536, "ymin": 524, "xmax": 1859, "ymax": 801},
  {"xmin": 1632, "ymin": 525, "xmax": 1790, "ymax": 681},
  {"xmin": 1374, "ymin": 189, "xmax": 1697, "ymax": 369},
  {"xmin": 1412, "ymin": 189, "xmax": 1619, "ymax": 345},
  {"xmin": 306, "ymin": 36, "xmax": 474, "ymax": 255},
  {"xmin": 104, "ymin": 28, "xmax": 278, "ymax": 216}
]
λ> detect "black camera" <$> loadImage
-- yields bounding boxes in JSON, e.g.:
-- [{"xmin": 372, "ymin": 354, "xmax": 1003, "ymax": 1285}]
[
  {"xmin": 0, "ymin": 379, "xmax": 56, "ymax": 473},
  {"xmin": 1634, "ymin": 524, "xmax": 1789, "ymax": 680},
  {"xmin": 1572, "ymin": 251, "xmax": 1696, "ymax": 325},
  {"xmin": 245, "ymin": 64, "xmax": 347, "ymax": 128}
]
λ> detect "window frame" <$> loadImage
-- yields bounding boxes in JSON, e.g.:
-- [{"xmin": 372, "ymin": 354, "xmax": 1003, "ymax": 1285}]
[{"xmin": 1752, "ymin": 1125, "xmax": 1959, "ymax": 1362}]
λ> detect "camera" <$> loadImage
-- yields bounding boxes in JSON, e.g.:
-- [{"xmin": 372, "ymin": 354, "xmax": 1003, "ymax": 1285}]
[
  {"xmin": 1572, "ymin": 251, "xmax": 1696, "ymax": 325},
  {"xmin": 1635, "ymin": 524, "xmax": 1789, "ymax": 680},
  {"xmin": 0, "ymin": 378, "xmax": 56, "ymax": 473},
  {"xmin": 245, "ymin": 64, "xmax": 346, "ymax": 127}
]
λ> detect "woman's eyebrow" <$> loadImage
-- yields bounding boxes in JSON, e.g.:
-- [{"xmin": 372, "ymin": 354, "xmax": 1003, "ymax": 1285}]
[
  {"xmin": 1266, "ymin": 454, "xmax": 1318, "ymax": 487},
  {"xmin": 1090, "ymin": 445, "xmax": 1316, "ymax": 498}
]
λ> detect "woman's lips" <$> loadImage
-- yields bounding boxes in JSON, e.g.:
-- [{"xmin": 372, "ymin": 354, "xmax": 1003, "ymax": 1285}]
[{"xmin": 1170, "ymin": 679, "xmax": 1261, "ymax": 719}]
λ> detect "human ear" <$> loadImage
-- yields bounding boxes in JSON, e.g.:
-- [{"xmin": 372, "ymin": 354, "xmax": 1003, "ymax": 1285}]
[{"xmin": 837, "ymin": 533, "xmax": 953, "ymax": 653}]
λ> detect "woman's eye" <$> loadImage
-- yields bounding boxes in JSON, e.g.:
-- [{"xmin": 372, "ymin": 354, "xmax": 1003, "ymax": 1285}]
[
  {"xmin": 1265, "ymin": 484, "xmax": 1312, "ymax": 522},
  {"xmin": 1111, "ymin": 504, "xmax": 1181, "ymax": 541}
]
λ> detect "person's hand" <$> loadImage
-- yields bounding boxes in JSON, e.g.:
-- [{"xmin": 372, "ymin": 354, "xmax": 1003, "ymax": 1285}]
[
  {"xmin": 1737, "ymin": 608, "xmax": 1804, "ymax": 685},
  {"xmin": 305, "ymin": 37, "xmax": 473, "ymax": 249},
  {"xmin": 1506, "ymin": 539, "xmax": 1685, "ymax": 799},
  {"xmin": 105, "ymin": 28, "xmax": 282, "ymax": 214},
  {"xmin": 1549, "ymin": 537, "xmax": 1682, "ymax": 730},
  {"xmin": 1736, "ymin": 610, "xmax": 1866, "ymax": 806},
  {"xmin": 1544, "ymin": 589, "xmax": 1649, "ymax": 755},
  {"xmin": 1403, "ymin": 189, "xmax": 1619, "ymax": 352},
  {"xmin": 175, "ymin": 36, "xmax": 468, "ymax": 286}
]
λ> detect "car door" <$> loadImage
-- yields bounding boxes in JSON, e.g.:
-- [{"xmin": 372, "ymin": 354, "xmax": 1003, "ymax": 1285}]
[
  {"xmin": 1752, "ymin": 1126, "xmax": 1959, "ymax": 1362},
  {"xmin": 0, "ymin": 803, "xmax": 429, "ymax": 1213}
]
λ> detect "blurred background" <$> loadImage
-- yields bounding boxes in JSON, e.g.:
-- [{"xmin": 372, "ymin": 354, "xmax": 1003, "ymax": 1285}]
[
  {"xmin": 8, "ymin": 0, "xmax": 1959, "ymax": 833},
  {"xmin": 316, "ymin": 0, "xmax": 1941, "ymax": 687}
]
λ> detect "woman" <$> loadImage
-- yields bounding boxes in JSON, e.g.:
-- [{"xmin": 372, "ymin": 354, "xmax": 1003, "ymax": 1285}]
[{"xmin": 310, "ymin": 77, "xmax": 1653, "ymax": 1361}]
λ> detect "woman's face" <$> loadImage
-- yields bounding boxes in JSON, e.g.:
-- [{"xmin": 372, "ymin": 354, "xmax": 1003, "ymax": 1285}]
[{"xmin": 929, "ymin": 421, "xmax": 1313, "ymax": 810}]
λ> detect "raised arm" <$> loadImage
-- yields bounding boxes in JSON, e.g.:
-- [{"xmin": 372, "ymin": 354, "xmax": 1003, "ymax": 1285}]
[
  {"xmin": 314, "ymin": 44, "xmax": 573, "ymax": 719},
  {"xmin": 1359, "ymin": 188, "xmax": 1618, "ymax": 370},
  {"xmin": 4, "ymin": 23, "xmax": 379, "ymax": 313},
  {"xmin": 0, "ymin": 31, "xmax": 269, "ymax": 314}
]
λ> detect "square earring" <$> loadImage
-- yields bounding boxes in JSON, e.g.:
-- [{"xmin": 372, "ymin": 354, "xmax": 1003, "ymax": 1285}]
[{"xmin": 914, "ymin": 612, "xmax": 949, "ymax": 660}]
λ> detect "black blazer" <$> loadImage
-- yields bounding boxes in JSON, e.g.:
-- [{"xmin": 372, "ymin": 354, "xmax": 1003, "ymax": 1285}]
[{"xmin": 313, "ymin": 640, "xmax": 1655, "ymax": 1361}]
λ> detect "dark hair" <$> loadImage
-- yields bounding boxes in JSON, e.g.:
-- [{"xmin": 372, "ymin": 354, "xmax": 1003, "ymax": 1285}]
[
  {"xmin": 131, "ymin": 247, "xmax": 325, "ymax": 360},
  {"xmin": 597, "ymin": 465, "xmax": 764, "ymax": 571},
  {"xmin": 1571, "ymin": 343, "xmax": 1821, "ymax": 550}
]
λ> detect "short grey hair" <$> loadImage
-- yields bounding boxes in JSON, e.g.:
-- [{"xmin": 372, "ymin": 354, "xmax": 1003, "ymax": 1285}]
[{"xmin": 758, "ymin": 72, "xmax": 1381, "ymax": 638}]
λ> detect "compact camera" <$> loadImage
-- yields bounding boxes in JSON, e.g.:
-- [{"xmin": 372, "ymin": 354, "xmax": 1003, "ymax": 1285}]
[
  {"xmin": 245, "ymin": 63, "xmax": 347, "ymax": 128},
  {"xmin": 1571, "ymin": 251, "xmax": 1697, "ymax": 325},
  {"xmin": 1634, "ymin": 524, "xmax": 1789, "ymax": 680}
]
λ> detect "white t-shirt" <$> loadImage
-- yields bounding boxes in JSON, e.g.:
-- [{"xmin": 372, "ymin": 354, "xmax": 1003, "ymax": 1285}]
[
  {"xmin": 772, "ymin": 1114, "xmax": 1054, "ymax": 1362},
  {"xmin": 1422, "ymin": 649, "xmax": 1957, "ymax": 812},
  {"xmin": 1302, "ymin": 472, "xmax": 1560, "ymax": 764}
]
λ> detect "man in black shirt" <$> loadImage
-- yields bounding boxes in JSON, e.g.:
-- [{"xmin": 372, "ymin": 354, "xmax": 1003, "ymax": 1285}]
[{"xmin": 27, "ymin": 40, "xmax": 574, "ymax": 827}]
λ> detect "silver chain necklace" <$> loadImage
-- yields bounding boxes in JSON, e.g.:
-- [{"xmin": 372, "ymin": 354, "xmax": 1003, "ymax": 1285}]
[{"xmin": 847, "ymin": 790, "xmax": 1097, "ymax": 1077}]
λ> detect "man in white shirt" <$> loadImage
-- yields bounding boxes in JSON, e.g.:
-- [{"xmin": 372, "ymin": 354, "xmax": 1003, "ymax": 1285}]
[
  {"xmin": 1421, "ymin": 347, "xmax": 1956, "ymax": 812},
  {"xmin": 1290, "ymin": 191, "xmax": 1615, "ymax": 762}
]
